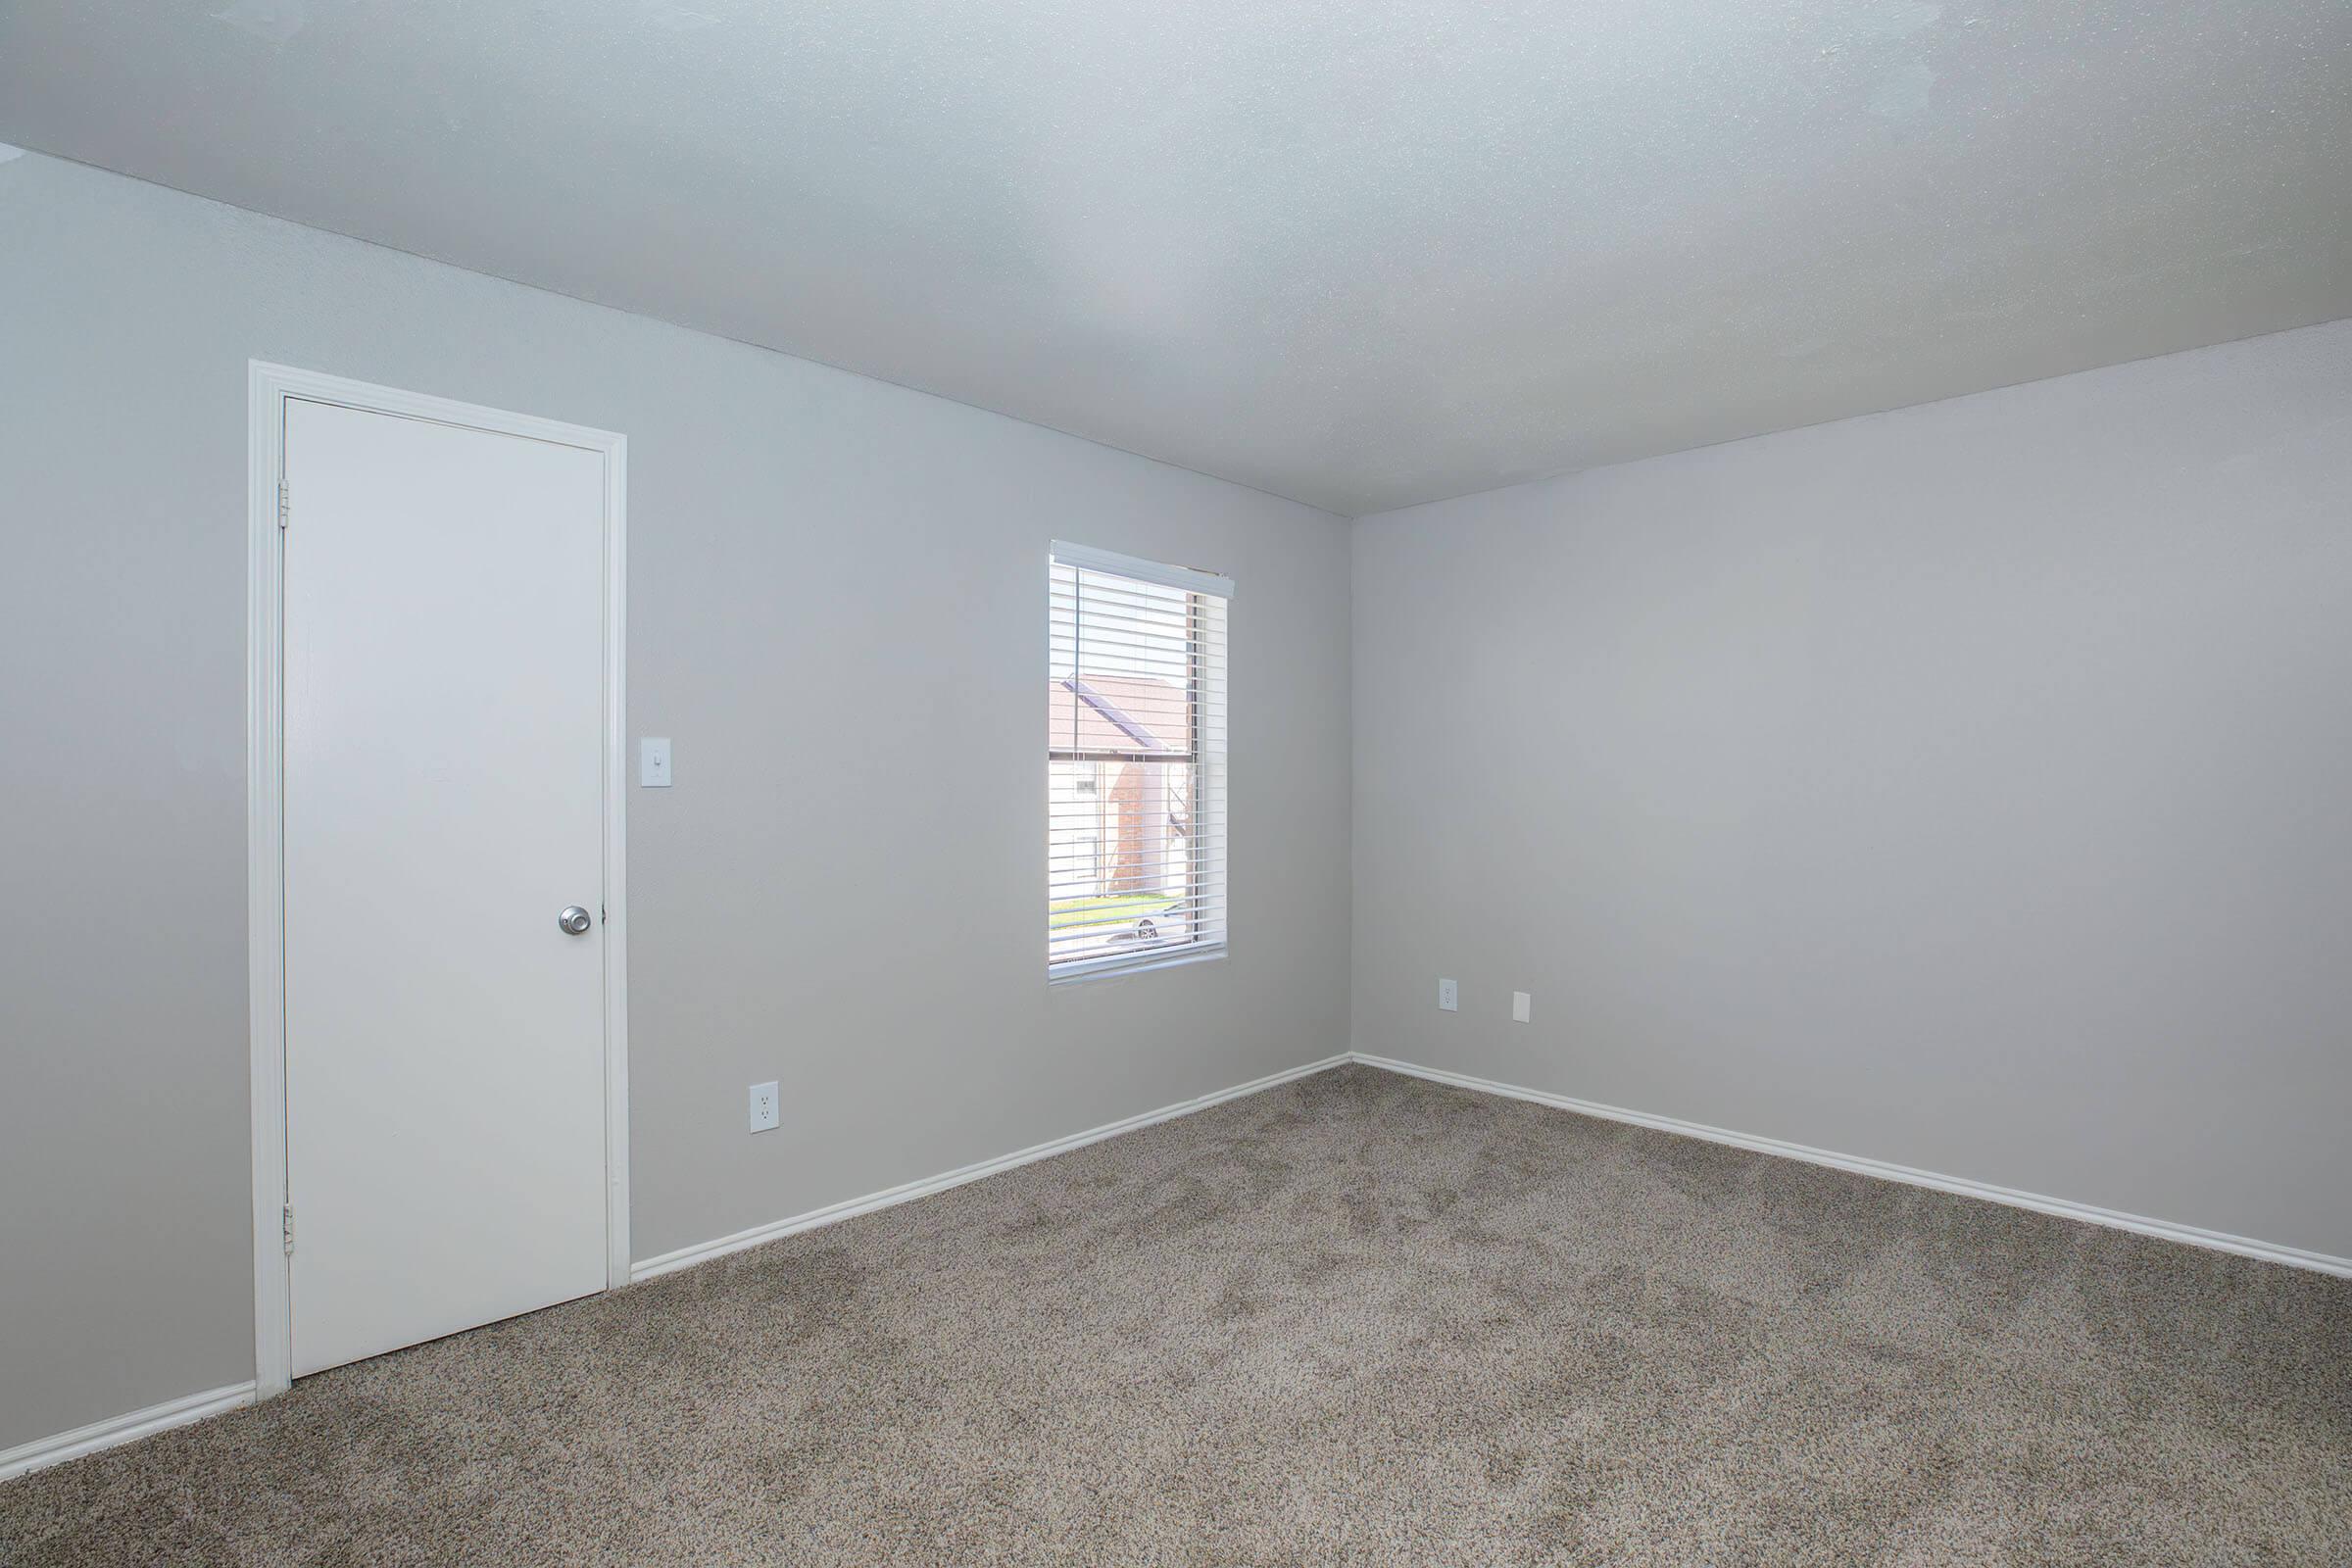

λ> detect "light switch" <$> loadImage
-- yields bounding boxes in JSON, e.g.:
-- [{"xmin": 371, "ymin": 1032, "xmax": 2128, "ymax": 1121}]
[
  {"xmin": 640, "ymin": 737, "xmax": 672, "ymax": 787},
  {"xmin": 1438, "ymin": 978, "xmax": 1458, "ymax": 1012},
  {"xmin": 1512, "ymin": 991, "xmax": 1532, "ymax": 1023}
]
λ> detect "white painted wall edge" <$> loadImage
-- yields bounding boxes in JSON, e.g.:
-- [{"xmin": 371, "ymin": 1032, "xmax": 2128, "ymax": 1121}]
[
  {"xmin": 0, "ymin": 1382, "xmax": 256, "ymax": 1483},
  {"xmin": 1348, "ymin": 1052, "xmax": 2352, "ymax": 1279},
  {"xmin": 631, "ymin": 1054, "xmax": 1350, "ymax": 1281}
]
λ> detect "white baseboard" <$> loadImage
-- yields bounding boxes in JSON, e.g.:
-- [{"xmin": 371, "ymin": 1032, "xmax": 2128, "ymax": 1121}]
[
  {"xmin": 1349, "ymin": 1052, "xmax": 2352, "ymax": 1279},
  {"xmin": 24, "ymin": 1047, "xmax": 2335, "ymax": 1484},
  {"xmin": 5, "ymin": 1057, "xmax": 1345, "ymax": 1483},
  {"xmin": 630, "ymin": 1054, "xmax": 1350, "ymax": 1283},
  {"xmin": 0, "ymin": 1381, "xmax": 256, "ymax": 1484}
]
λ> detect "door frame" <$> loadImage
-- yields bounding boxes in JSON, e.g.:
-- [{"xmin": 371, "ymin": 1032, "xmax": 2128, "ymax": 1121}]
[{"xmin": 245, "ymin": 362, "xmax": 630, "ymax": 1399}]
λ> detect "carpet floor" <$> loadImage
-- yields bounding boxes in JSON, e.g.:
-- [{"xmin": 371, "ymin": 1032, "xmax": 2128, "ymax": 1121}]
[{"xmin": 4, "ymin": 1063, "xmax": 2347, "ymax": 1566}]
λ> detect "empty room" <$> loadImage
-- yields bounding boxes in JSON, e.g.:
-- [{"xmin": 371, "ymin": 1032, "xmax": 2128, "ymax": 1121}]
[{"xmin": 1, "ymin": 2, "xmax": 2346, "ymax": 1563}]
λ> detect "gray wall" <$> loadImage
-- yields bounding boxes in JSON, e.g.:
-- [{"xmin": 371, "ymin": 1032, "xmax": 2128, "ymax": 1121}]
[
  {"xmin": 0, "ymin": 152, "xmax": 1351, "ymax": 1451},
  {"xmin": 6, "ymin": 140, "xmax": 2345, "ymax": 1458},
  {"xmin": 1352, "ymin": 318, "xmax": 2352, "ymax": 1261}
]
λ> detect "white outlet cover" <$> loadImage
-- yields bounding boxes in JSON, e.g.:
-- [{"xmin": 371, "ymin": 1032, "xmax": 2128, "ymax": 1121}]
[
  {"xmin": 1438, "ymin": 978, "xmax": 1457, "ymax": 1012},
  {"xmin": 1512, "ymin": 991, "xmax": 1532, "ymax": 1023},
  {"xmin": 748, "ymin": 1080, "xmax": 779, "ymax": 1133}
]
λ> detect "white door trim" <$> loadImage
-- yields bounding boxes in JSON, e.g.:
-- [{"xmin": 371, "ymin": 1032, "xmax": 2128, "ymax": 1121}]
[{"xmin": 246, "ymin": 362, "xmax": 630, "ymax": 1400}]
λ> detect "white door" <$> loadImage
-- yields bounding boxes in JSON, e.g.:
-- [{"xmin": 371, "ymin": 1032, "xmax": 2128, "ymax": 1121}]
[{"xmin": 282, "ymin": 397, "xmax": 611, "ymax": 1378}]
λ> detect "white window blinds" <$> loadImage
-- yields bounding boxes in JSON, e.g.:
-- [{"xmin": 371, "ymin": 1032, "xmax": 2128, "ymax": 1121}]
[{"xmin": 1048, "ymin": 544, "xmax": 1230, "ymax": 980}]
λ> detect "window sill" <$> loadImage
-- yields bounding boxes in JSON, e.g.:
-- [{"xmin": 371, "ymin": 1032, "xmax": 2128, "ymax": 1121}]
[{"xmin": 1048, "ymin": 946, "xmax": 1228, "ymax": 987}]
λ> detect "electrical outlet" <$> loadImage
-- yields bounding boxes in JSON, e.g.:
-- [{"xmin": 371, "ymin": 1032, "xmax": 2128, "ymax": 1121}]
[
  {"xmin": 748, "ymin": 1080, "xmax": 779, "ymax": 1133},
  {"xmin": 1512, "ymin": 991, "xmax": 1532, "ymax": 1023},
  {"xmin": 1438, "ymin": 978, "xmax": 1458, "ymax": 1012}
]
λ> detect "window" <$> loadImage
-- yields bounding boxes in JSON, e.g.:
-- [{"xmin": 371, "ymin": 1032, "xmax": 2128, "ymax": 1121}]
[{"xmin": 1049, "ymin": 542, "xmax": 1230, "ymax": 979}]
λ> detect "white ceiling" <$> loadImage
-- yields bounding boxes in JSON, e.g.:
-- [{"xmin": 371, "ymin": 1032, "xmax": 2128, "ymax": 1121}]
[{"xmin": 3, "ymin": 2, "xmax": 2346, "ymax": 514}]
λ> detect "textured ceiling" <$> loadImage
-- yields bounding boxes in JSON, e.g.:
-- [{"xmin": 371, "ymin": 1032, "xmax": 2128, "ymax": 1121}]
[{"xmin": 3, "ymin": 1, "xmax": 2347, "ymax": 514}]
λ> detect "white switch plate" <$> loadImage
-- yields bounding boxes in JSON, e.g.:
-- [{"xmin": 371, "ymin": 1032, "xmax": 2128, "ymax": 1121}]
[
  {"xmin": 640, "ymin": 737, "xmax": 672, "ymax": 787},
  {"xmin": 1438, "ymin": 978, "xmax": 1457, "ymax": 1012},
  {"xmin": 748, "ymin": 1080, "xmax": 778, "ymax": 1133},
  {"xmin": 1512, "ymin": 991, "xmax": 1532, "ymax": 1023}
]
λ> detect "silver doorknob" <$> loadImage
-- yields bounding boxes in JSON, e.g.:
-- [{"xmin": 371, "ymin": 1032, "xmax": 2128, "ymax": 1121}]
[{"xmin": 558, "ymin": 906, "xmax": 593, "ymax": 935}]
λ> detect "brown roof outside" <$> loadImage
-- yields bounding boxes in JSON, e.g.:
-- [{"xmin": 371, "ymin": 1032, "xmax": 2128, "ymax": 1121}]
[{"xmin": 1048, "ymin": 674, "xmax": 1190, "ymax": 756}]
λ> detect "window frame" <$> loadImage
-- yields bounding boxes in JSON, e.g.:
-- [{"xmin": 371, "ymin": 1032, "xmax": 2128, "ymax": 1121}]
[{"xmin": 1047, "ymin": 543, "xmax": 1231, "ymax": 984}]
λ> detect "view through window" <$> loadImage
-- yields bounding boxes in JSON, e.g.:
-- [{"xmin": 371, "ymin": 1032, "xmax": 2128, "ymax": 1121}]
[{"xmin": 1049, "ymin": 546, "xmax": 1229, "ymax": 977}]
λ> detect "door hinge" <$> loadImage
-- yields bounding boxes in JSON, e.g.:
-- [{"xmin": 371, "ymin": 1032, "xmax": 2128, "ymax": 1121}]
[
  {"xmin": 277, "ymin": 479, "xmax": 290, "ymax": 530},
  {"xmin": 281, "ymin": 1203, "xmax": 295, "ymax": 1255}
]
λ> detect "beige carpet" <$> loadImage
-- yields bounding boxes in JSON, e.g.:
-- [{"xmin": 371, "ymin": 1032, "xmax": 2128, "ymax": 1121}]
[{"xmin": 4, "ymin": 1063, "xmax": 2347, "ymax": 1566}]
